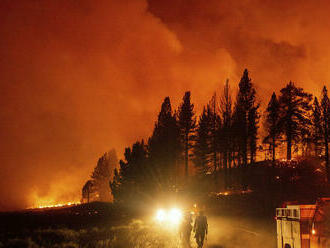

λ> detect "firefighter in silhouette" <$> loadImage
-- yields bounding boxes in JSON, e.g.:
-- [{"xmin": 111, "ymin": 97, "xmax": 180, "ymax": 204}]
[
  {"xmin": 193, "ymin": 210, "xmax": 208, "ymax": 248},
  {"xmin": 180, "ymin": 212, "xmax": 193, "ymax": 248}
]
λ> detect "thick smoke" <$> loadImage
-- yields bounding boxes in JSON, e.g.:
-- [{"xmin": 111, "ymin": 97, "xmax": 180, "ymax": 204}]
[
  {"xmin": 0, "ymin": 0, "xmax": 329, "ymax": 210},
  {"xmin": 148, "ymin": 0, "xmax": 330, "ymax": 95}
]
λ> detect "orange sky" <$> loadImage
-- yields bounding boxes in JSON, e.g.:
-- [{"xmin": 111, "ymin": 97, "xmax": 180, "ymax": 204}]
[{"xmin": 0, "ymin": 0, "xmax": 329, "ymax": 210}]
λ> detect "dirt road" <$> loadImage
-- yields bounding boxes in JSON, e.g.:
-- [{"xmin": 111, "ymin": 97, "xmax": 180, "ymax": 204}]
[{"xmin": 187, "ymin": 216, "xmax": 276, "ymax": 248}]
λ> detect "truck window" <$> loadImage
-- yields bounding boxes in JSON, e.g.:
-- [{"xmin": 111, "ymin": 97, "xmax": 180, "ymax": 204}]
[
  {"xmin": 293, "ymin": 209, "xmax": 298, "ymax": 218},
  {"xmin": 286, "ymin": 209, "xmax": 290, "ymax": 217}
]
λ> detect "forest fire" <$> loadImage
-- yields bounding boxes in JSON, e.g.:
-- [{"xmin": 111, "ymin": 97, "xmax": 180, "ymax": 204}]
[
  {"xmin": 2, "ymin": 0, "xmax": 330, "ymax": 247},
  {"xmin": 212, "ymin": 189, "xmax": 254, "ymax": 197},
  {"xmin": 29, "ymin": 201, "xmax": 81, "ymax": 209},
  {"xmin": 36, "ymin": 201, "xmax": 81, "ymax": 209}
]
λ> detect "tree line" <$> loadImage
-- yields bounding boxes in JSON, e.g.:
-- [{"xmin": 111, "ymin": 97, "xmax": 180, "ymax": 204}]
[{"xmin": 82, "ymin": 69, "xmax": 330, "ymax": 204}]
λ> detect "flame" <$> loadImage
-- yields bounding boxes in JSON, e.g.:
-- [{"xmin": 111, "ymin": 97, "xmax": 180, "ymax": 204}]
[
  {"xmin": 37, "ymin": 201, "xmax": 80, "ymax": 209},
  {"xmin": 29, "ymin": 201, "xmax": 81, "ymax": 209},
  {"xmin": 28, "ymin": 190, "xmax": 82, "ymax": 209},
  {"xmin": 212, "ymin": 189, "xmax": 253, "ymax": 197}
]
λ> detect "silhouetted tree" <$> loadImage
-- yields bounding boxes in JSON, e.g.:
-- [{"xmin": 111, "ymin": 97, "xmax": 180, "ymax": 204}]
[
  {"xmin": 231, "ymin": 69, "xmax": 259, "ymax": 190},
  {"xmin": 82, "ymin": 180, "xmax": 95, "ymax": 203},
  {"xmin": 231, "ymin": 103, "xmax": 242, "ymax": 167},
  {"xmin": 235, "ymin": 69, "xmax": 258, "ymax": 166},
  {"xmin": 110, "ymin": 168, "xmax": 121, "ymax": 202},
  {"xmin": 264, "ymin": 92, "xmax": 281, "ymax": 162},
  {"xmin": 91, "ymin": 149, "xmax": 118, "ymax": 201},
  {"xmin": 321, "ymin": 86, "xmax": 330, "ymax": 182},
  {"xmin": 248, "ymin": 104, "xmax": 260, "ymax": 164},
  {"xmin": 219, "ymin": 80, "xmax": 232, "ymax": 188},
  {"xmin": 178, "ymin": 91, "xmax": 196, "ymax": 179},
  {"xmin": 148, "ymin": 97, "xmax": 180, "ymax": 191},
  {"xmin": 193, "ymin": 107, "xmax": 212, "ymax": 174},
  {"xmin": 312, "ymin": 97, "xmax": 323, "ymax": 156},
  {"xmin": 110, "ymin": 141, "xmax": 148, "ymax": 203},
  {"xmin": 278, "ymin": 82, "xmax": 312, "ymax": 160},
  {"xmin": 209, "ymin": 94, "xmax": 221, "ymax": 174}
]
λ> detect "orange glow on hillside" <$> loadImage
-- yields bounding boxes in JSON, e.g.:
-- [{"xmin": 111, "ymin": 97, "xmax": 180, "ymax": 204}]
[
  {"xmin": 28, "ymin": 190, "xmax": 82, "ymax": 210},
  {"xmin": 29, "ymin": 201, "xmax": 81, "ymax": 209}
]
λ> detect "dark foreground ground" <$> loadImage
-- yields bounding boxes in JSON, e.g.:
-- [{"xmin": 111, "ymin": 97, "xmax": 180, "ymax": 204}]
[{"xmin": 0, "ymin": 197, "xmax": 277, "ymax": 248}]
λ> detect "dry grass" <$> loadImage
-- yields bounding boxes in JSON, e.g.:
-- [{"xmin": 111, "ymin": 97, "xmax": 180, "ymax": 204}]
[
  {"xmin": 0, "ymin": 220, "xmax": 182, "ymax": 248},
  {"xmin": 0, "ymin": 216, "xmax": 276, "ymax": 248}
]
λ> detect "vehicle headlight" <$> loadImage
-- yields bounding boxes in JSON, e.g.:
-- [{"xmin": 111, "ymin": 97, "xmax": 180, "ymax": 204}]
[
  {"xmin": 155, "ymin": 207, "xmax": 183, "ymax": 226},
  {"xmin": 155, "ymin": 209, "xmax": 166, "ymax": 223},
  {"xmin": 168, "ymin": 208, "xmax": 183, "ymax": 225}
]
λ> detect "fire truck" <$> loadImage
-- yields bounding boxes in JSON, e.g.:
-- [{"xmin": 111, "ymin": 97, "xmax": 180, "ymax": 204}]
[{"xmin": 276, "ymin": 198, "xmax": 330, "ymax": 248}]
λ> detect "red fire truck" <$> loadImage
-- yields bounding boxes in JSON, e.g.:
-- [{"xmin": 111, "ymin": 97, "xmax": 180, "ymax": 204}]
[{"xmin": 276, "ymin": 198, "xmax": 330, "ymax": 248}]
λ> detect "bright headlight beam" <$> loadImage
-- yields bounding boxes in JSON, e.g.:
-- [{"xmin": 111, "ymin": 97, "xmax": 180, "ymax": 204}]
[
  {"xmin": 155, "ymin": 209, "xmax": 166, "ymax": 223},
  {"xmin": 168, "ymin": 208, "xmax": 182, "ymax": 225},
  {"xmin": 155, "ymin": 207, "xmax": 183, "ymax": 226}
]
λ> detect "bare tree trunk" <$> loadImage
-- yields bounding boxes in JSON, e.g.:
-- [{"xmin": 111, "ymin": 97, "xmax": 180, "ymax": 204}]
[
  {"xmin": 243, "ymin": 113, "xmax": 248, "ymax": 167},
  {"xmin": 325, "ymin": 125, "xmax": 330, "ymax": 182},
  {"xmin": 224, "ymin": 151, "xmax": 228, "ymax": 189},
  {"xmin": 185, "ymin": 134, "xmax": 189, "ymax": 178},
  {"xmin": 212, "ymin": 95, "xmax": 218, "ymax": 190},
  {"xmin": 228, "ymin": 151, "xmax": 233, "ymax": 188},
  {"xmin": 272, "ymin": 136, "xmax": 276, "ymax": 163},
  {"xmin": 325, "ymin": 141, "xmax": 329, "ymax": 182},
  {"xmin": 287, "ymin": 136, "xmax": 292, "ymax": 160}
]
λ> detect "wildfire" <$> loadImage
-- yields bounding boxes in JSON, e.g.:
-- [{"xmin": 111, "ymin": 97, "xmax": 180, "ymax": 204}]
[
  {"xmin": 211, "ymin": 189, "xmax": 253, "ymax": 198},
  {"xmin": 28, "ymin": 191, "xmax": 82, "ymax": 210},
  {"xmin": 37, "ymin": 201, "xmax": 81, "ymax": 209},
  {"xmin": 28, "ymin": 201, "xmax": 81, "ymax": 209}
]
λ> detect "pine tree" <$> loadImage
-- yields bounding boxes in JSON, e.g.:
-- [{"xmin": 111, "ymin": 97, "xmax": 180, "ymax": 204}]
[
  {"xmin": 231, "ymin": 103, "xmax": 242, "ymax": 167},
  {"xmin": 278, "ymin": 82, "xmax": 312, "ymax": 160},
  {"xmin": 110, "ymin": 141, "xmax": 148, "ymax": 203},
  {"xmin": 178, "ymin": 91, "xmax": 196, "ymax": 179},
  {"xmin": 320, "ymin": 86, "xmax": 330, "ymax": 182},
  {"xmin": 264, "ymin": 92, "xmax": 281, "ymax": 162},
  {"xmin": 110, "ymin": 168, "xmax": 121, "ymax": 202},
  {"xmin": 189, "ymin": 95, "xmax": 220, "ymax": 181},
  {"xmin": 209, "ymin": 94, "xmax": 221, "ymax": 175},
  {"xmin": 248, "ymin": 105, "xmax": 260, "ymax": 164},
  {"xmin": 121, "ymin": 141, "xmax": 148, "ymax": 184},
  {"xmin": 235, "ymin": 69, "xmax": 258, "ymax": 166},
  {"xmin": 148, "ymin": 97, "xmax": 180, "ymax": 191},
  {"xmin": 193, "ymin": 107, "xmax": 212, "ymax": 174},
  {"xmin": 219, "ymin": 80, "xmax": 232, "ymax": 188},
  {"xmin": 91, "ymin": 149, "xmax": 118, "ymax": 201},
  {"xmin": 312, "ymin": 97, "xmax": 323, "ymax": 156}
]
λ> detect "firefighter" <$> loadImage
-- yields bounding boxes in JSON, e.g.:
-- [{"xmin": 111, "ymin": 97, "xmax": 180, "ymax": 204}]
[
  {"xmin": 180, "ymin": 212, "xmax": 193, "ymax": 248},
  {"xmin": 193, "ymin": 210, "xmax": 208, "ymax": 248}
]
